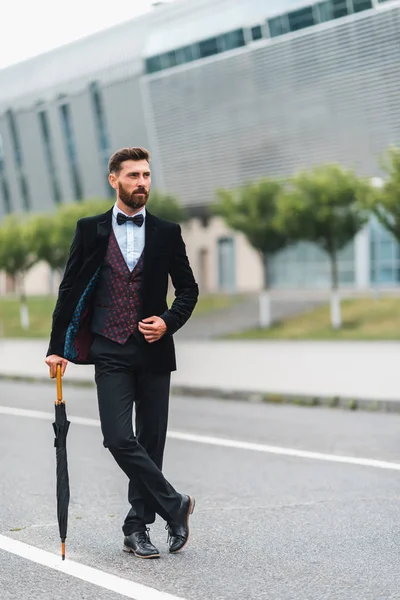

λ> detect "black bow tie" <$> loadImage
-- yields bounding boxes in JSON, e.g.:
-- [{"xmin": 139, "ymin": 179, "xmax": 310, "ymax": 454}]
[{"xmin": 116, "ymin": 212, "xmax": 144, "ymax": 227}]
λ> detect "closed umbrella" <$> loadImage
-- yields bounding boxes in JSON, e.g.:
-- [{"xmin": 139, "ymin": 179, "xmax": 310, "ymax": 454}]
[{"xmin": 52, "ymin": 364, "xmax": 70, "ymax": 560}]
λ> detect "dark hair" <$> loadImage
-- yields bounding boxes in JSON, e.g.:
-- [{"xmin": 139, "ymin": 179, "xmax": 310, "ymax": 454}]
[{"xmin": 108, "ymin": 147, "xmax": 150, "ymax": 174}]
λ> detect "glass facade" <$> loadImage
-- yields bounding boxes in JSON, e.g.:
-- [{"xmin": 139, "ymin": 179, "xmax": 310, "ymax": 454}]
[
  {"xmin": 270, "ymin": 241, "xmax": 355, "ymax": 288},
  {"xmin": 0, "ymin": 134, "xmax": 11, "ymax": 214},
  {"xmin": 89, "ymin": 81, "xmax": 112, "ymax": 196},
  {"xmin": 353, "ymin": 0, "xmax": 373, "ymax": 13},
  {"xmin": 146, "ymin": 27, "xmax": 246, "ymax": 74},
  {"xmin": 6, "ymin": 109, "xmax": 22, "ymax": 168},
  {"xmin": 218, "ymin": 237, "xmax": 236, "ymax": 292},
  {"xmin": 59, "ymin": 103, "xmax": 83, "ymax": 201},
  {"xmin": 5, "ymin": 109, "xmax": 30, "ymax": 210},
  {"xmin": 38, "ymin": 110, "xmax": 62, "ymax": 204},
  {"xmin": 0, "ymin": 133, "xmax": 4, "ymax": 175},
  {"xmin": 331, "ymin": 0, "xmax": 350, "ymax": 19},
  {"xmin": 199, "ymin": 37, "xmax": 220, "ymax": 59},
  {"xmin": 145, "ymin": 0, "xmax": 376, "ymax": 75},
  {"xmin": 287, "ymin": 6, "xmax": 316, "ymax": 31},
  {"xmin": 251, "ymin": 25, "xmax": 263, "ymax": 41},
  {"xmin": 370, "ymin": 218, "xmax": 400, "ymax": 285},
  {"xmin": 268, "ymin": 15, "xmax": 290, "ymax": 37},
  {"xmin": 0, "ymin": 179, "xmax": 11, "ymax": 214}
]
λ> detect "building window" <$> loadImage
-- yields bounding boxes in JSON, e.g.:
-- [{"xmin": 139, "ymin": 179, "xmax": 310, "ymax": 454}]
[
  {"xmin": 317, "ymin": 1, "xmax": 333, "ymax": 21},
  {"xmin": 59, "ymin": 103, "xmax": 83, "ymax": 201},
  {"xmin": 89, "ymin": 81, "xmax": 112, "ymax": 197},
  {"xmin": 220, "ymin": 29, "xmax": 245, "ymax": 51},
  {"xmin": 38, "ymin": 110, "xmax": 62, "ymax": 204},
  {"xmin": 6, "ymin": 109, "xmax": 22, "ymax": 168},
  {"xmin": 251, "ymin": 25, "xmax": 263, "ymax": 41},
  {"xmin": 332, "ymin": 0, "xmax": 350, "ymax": 19},
  {"xmin": 198, "ymin": 37, "xmax": 220, "ymax": 59},
  {"xmin": 19, "ymin": 174, "xmax": 30, "ymax": 210},
  {"xmin": 268, "ymin": 14, "xmax": 290, "ymax": 38},
  {"xmin": 5, "ymin": 109, "xmax": 30, "ymax": 210},
  {"xmin": 352, "ymin": 0, "xmax": 373, "ymax": 11},
  {"xmin": 288, "ymin": 6, "xmax": 316, "ymax": 31},
  {"xmin": 161, "ymin": 51, "xmax": 178, "ymax": 69},
  {"xmin": 176, "ymin": 45, "xmax": 197, "ymax": 65},
  {"xmin": 316, "ymin": 0, "xmax": 351, "ymax": 21},
  {"xmin": 370, "ymin": 219, "xmax": 400, "ymax": 284},
  {"xmin": 146, "ymin": 56, "xmax": 162, "ymax": 74},
  {"xmin": 0, "ymin": 133, "xmax": 11, "ymax": 213},
  {"xmin": 218, "ymin": 237, "xmax": 236, "ymax": 292},
  {"xmin": 0, "ymin": 132, "xmax": 5, "ymax": 175},
  {"xmin": 1, "ymin": 179, "xmax": 11, "ymax": 214}
]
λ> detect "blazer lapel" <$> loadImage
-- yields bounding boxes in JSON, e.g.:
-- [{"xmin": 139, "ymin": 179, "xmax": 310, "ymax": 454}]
[
  {"xmin": 144, "ymin": 212, "xmax": 157, "ymax": 261},
  {"xmin": 94, "ymin": 208, "xmax": 113, "ymax": 261},
  {"xmin": 143, "ymin": 211, "xmax": 157, "ymax": 289},
  {"xmin": 74, "ymin": 208, "xmax": 112, "ymax": 286},
  {"xmin": 96, "ymin": 208, "xmax": 113, "ymax": 241}
]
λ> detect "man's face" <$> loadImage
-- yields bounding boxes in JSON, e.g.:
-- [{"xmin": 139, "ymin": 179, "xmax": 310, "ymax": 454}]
[{"xmin": 109, "ymin": 159, "xmax": 151, "ymax": 210}]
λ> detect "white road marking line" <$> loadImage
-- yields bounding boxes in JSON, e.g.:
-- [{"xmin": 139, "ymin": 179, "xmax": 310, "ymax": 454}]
[
  {"xmin": 0, "ymin": 534, "xmax": 185, "ymax": 600},
  {"xmin": 1, "ymin": 405, "xmax": 400, "ymax": 472}
]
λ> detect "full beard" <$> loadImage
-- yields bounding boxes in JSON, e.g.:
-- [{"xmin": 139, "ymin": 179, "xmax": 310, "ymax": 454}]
[{"xmin": 118, "ymin": 182, "xmax": 149, "ymax": 210}]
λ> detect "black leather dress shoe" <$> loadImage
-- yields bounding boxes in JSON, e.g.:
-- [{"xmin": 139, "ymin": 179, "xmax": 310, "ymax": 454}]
[
  {"xmin": 123, "ymin": 528, "xmax": 160, "ymax": 559},
  {"xmin": 166, "ymin": 494, "xmax": 195, "ymax": 554}
]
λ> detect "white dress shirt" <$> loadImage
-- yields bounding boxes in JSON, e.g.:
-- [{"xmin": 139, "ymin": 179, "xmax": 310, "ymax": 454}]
[{"xmin": 112, "ymin": 203, "xmax": 146, "ymax": 271}]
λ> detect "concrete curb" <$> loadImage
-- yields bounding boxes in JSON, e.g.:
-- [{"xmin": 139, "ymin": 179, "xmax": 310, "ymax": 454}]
[{"xmin": 0, "ymin": 373, "xmax": 400, "ymax": 414}]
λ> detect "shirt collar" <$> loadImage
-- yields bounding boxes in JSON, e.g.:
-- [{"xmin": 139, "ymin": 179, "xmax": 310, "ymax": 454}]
[{"xmin": 113, "ymin": 203, "xmax": 146, "ymax": 221}]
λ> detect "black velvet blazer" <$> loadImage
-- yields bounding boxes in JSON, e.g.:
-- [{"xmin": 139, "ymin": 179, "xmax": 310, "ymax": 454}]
[{"xmin": 47, "ymin": 208, "xmax": 199, "ymax": 372}]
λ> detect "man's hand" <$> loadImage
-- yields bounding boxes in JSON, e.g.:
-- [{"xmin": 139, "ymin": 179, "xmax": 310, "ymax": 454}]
[
  {"xmin": 45, "ymin": 355, "xmax": 69, "ymax": 378},
  {"xmin": 138, "ymin": 316, "xmax": 167, "ymax": 344}
]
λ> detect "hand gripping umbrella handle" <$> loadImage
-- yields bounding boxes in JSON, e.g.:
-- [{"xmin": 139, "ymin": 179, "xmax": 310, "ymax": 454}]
[{"xmin": 56, "ymin": 364, "xmax": 63, "ymax": 405}]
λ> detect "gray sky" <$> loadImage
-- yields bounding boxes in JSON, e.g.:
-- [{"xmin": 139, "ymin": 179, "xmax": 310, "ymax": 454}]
[{"xmin": 0, "ymin": 0, "xmax": 174, "ymax": 70}]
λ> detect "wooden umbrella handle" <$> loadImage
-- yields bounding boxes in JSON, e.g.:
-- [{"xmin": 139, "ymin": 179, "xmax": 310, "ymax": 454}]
[{"xmin": 56, "ymin": 364, "xmax": 63, "ymax": 404}]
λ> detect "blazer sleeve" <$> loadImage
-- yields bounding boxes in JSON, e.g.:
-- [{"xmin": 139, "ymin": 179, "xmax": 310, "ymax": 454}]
[
  {"xmin": 47, "ymin": 221, "xmax": 84, "ymax": 356},
  {"xmin": 160, "ymin": 224, "xmax": 199, "ymax": 335}
]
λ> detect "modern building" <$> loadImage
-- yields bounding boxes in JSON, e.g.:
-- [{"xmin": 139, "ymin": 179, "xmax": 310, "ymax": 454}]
[{"xmin": 0, "ymin": 0, "xmax": 399, "ymax": 295}]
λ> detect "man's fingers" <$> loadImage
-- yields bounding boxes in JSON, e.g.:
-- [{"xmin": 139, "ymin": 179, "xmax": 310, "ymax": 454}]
[
  {"xmin": 144, "ymin": 335, "xmax": 160, "ymax": 343},
  {"xmin": 139, "ymin": 323, "xmax": 156, "ymax": 332},
  {"xmin": 46, "ymin": 359, "xmax": 68, "ymax": 378}
]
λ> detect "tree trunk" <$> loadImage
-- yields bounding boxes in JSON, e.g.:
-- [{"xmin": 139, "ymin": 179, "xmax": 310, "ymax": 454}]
[
  {"xmin": 19, "ymin": 274, "xmax": 30, "ymax": 330},
  {"xmin": 259, "ymin": 253, "xmax": 272, "ymax": 329},
  {"xmin": 329, "ymin": 247, "xmax": 341, "ymax": 330}
]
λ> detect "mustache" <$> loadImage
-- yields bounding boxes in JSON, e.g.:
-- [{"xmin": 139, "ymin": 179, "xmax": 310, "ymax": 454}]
[{"xmin": 134, "ymin": 187, "xmax": 147, "ymax": 194}]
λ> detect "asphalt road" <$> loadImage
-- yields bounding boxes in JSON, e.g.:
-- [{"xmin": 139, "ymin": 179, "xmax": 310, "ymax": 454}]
[{"xmin": 1, "ymin": 380, "xmax": 400, "ymax": 600}]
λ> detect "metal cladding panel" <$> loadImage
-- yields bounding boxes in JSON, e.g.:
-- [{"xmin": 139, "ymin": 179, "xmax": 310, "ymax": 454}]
[
  {"xmin": 67, "ymin": 92, "xmax": 106, "ymax": 199},
  {"xmin": 103, "ymin": 76, "xmax": 163, "ymax": 191},
  {"xmin": 46, "ymin": 103, "xmax": 74, "ymax": 205},
  {"xmin": 17, "ymin": 109, "xmax": 55, "ymax": 213},
  {"xmin": 103, "ymin": 77, "xmax": 150, "ymax": 151},
  {"xmin": 145, "ymin": 7, "xmax": 400, "ymax": 207},
  {"xmin": 0, "ymin": 116, "xmax": 23, "ymax": 213}
]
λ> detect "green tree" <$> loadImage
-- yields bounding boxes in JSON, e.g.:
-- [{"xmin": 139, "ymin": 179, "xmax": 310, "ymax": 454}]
[
  {"xmin": 147, "ymin": 190, "xmax": 187, "ymax": 222},
  {"xmin": 367, "ymin": 147, "xmax": 400, "ymax": 239},
  {"xmin": 276, "ymin": 164, "xmax": 370, "ymax": 329},
  {"xmin": 28, "ymin": 214, "xmax": 67, "ymax": 278},
  {"xmin": 0, "ymin": 215, "xmax": 37, "ymax": 329},
  {"xmin": 29, "ymin": 199, "xmax": 112, "ymax": 286},
  {"xmin": 215, "ymin": 179, "xmax": 288, "ymax": 327}
]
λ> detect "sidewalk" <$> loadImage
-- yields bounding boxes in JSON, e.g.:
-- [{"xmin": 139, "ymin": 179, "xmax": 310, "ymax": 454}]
[{"xmin": 1, "ymin": 338, "xmax": 400, "ymax": 412}]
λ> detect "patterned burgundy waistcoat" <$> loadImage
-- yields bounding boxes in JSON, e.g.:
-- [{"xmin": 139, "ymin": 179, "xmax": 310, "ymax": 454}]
[{"xmin": 91, "ymin": 229, "xmax": 144, "ymax": 344}]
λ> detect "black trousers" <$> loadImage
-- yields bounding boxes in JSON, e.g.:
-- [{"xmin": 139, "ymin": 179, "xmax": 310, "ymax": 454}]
[{"xmin": 90, "ymin": 333, "xmax": 181, "ymax": 535}]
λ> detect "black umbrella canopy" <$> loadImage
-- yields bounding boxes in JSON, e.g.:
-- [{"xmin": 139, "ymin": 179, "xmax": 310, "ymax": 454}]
[{"xmin": 52, "ymin": 364, "xmax": 70, "ymax": 560}]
